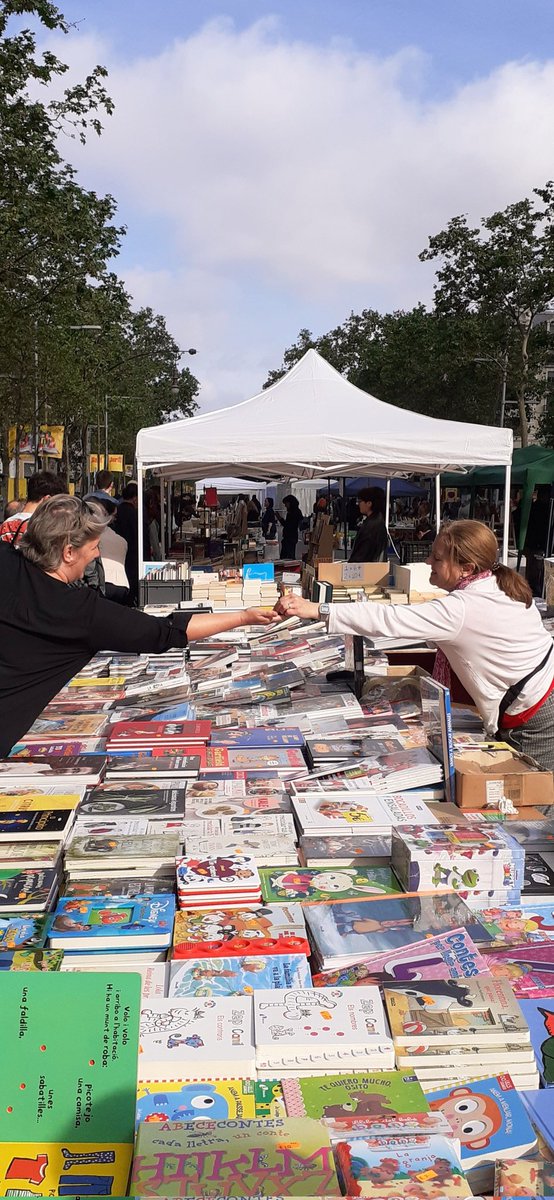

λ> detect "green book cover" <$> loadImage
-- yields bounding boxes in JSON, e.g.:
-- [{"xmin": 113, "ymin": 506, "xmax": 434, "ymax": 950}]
[
  {"xmin": 132, "ymin": 1116, "xmax": 342, "ymax": 1197},
  {"xmin": 281, "ymin": 1072, "xmax": 449, "ymax": 1138},
  {"xmin": 259, "ymin": 865, "xmax": 401, "ymax": 904},
  {"xmin": 0, "ymin": 972, "xmax": 140, "ymax": 1197}
]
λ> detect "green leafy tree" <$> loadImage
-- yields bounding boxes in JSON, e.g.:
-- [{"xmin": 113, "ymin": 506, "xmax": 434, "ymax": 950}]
[{"xmin": 420, "ymin": 184, "xmax": 554, "ymax": 445}]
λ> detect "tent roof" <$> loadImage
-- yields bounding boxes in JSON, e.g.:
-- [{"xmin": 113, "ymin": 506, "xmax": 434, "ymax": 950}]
[
  {"xmin": 443, "ymin": 446, "xmax": 554, "ymax": 489},
  {"xmin": 136, "ymin": 349, "xmax": 513, "ymax": 481}
]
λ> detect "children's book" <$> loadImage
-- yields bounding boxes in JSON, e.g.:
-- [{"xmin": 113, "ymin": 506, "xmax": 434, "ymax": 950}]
[
  {"xmin": 383, "ymin": 977, "xmax": 530, "ymax": 1047},
  {"xmin": 175, "ymin": 851, "xmax": 261, "ymax": 904},
  {"xmin": 135, "ymin": 1077, "xmax": 283, "ymax": 1130},
  {"xmin": 137, "ymin": 995, "xmax": 255, "ymax": 1081},
  {"xmin": 334, "ymin": 1133, "xmax": 471, "ymax": 1199},
  {"xmin": 168, "ymin": 953, "xmax": 311, "ymax": 998},
  {"xmin": 172, "ymin": 903, "xmax": 309, "ymax": 959},
  {"xmin": 0, "ymin": 808, "xmax": 76, "ymax": 841},
  {"xmin": 184, "ymin": 793, "xmax": 293, "ymax": 818},
  {"xmin": 472, "ymin": 902, "xmax": 554, "ymax": 946},
  {"xmin": 311, "ymin": 928, "xmax": 490, "ymax": 988},
  {"xmin": 281, "ymin": 1072, "xmax": 450, "ymax": 1139},
  {"xmin": 26, "ymin": 713, "xmax": 110, "ymax": 737},
  {"xmin": 0, "ymin": 948, "xmax": 63, "ymax": 971},
  {"xmin": 253, "ymin": 985, "xmax": 394, "ymax": 1071},
  {"xmin": 495, "ymin": 1153, "xmax": 554, "ymax": 1198},
  {"xmin": 391, "ymin": 824, "xmax": 524, "ymax": 893},
  {"xmin": 182, "ymin": 834, "xmax": 299, "ymax": 867},
  {"xmin": 61, "ymin": 960, "xmax": 168, "ymax": 997},
  {"xmin": 210, "ymin": 727, "xmax": 305, "ymax": 747},
  {"xmin": 485, "ymin": 943, "xmax": 554, "ymax": 998},
  {"xmin": 291, "ymin": 792, "xmax": 439, "ymax": 836},
  {"xmin": 423, "ymin": 1073, "xmax": 537, "ymax": 1174},
  {"xmin": 48, "ymin": 894, "xmax": 176, "ymax": 950},
  {"xmin": 259, "ymin": 865, "xmax": 402, "ymax": 904},
  {"xmin": 0, "ymin": 972, "xmax": 140, "ymax": 1197},
  {"xmin": 0, "ymin": 867, "xmax": 59, "ymax": 912},
  {"xmin": 0, "ymin": 913, "xmax": 50, "ymax": 951},
  {"xmin": 304, "ymin": 894, "xmax": 493, "ymax": 971},
  {"xmin": 522, "ymin": 849, "xmax": 554, "ymax": 896},
  {"xmin": 521, "ymin": 1087, "xmax": 554, "ymax": 1154},
  {"xmin": 518, "ymin": 996, "xmax": 554, "ymax": 1086},
  {"xmin": 200, "ymin": 746, "xmax": 307, "ymax": 774},
  {"xmin": 131, "ymin": 1116, "xmax": 341, "ymax": 1197}
]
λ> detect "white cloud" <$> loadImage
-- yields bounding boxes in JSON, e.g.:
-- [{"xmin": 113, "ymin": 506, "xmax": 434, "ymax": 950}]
[{"xmin": 42, "ymin": 17, "xmax": 554, "ymax": 408}]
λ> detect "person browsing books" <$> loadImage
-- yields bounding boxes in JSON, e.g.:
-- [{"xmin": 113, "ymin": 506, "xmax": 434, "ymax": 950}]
[
  {"xmin": 275, "ymin": 519, "xmax": 554, "ymax": 770},
  {"xmin": 349, "ymin": 487, "xmax": 388, "ymax": 563},
  {"xmin": 0, "ymin": 495, "xmax": 278, "ymax": 757}
]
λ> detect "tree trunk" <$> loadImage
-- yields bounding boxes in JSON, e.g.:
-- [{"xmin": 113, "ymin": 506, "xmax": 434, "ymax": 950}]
[{"xmin": 519, "ymin": 328, "xmax": 530, "ymax": 447}]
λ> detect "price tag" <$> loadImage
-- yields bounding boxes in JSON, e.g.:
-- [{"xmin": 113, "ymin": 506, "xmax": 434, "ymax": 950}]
[{"xmin": 342, "ymin": 563, "xmax": 364, "ymax": 582}]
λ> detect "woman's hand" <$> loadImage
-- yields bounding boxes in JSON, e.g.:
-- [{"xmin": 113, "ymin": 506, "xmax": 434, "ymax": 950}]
[
  {"xmin": 274, "ymin": 595, "xmax": 320, "ymax": 620},
  {"xmin": 242, "ymin": 607, "xmax": 282, "ymax": 627}
]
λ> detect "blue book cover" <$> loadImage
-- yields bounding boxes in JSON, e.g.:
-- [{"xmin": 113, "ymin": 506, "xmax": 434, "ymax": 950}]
[
  {"xmin": 521, "ymin": 1088, "xmax": 554, "ymax": 1153},
  {"xmin": 519, "ymin": 996, "xmax": 554, "ymax": 1087},
  {"xmin": 168, "ymin": 952, "xmax": 311, "ymax": 998},
  {"xmin": 305, "ymin": 894, "xmax": 494, "ymax": 964},
  {"xmin": 424, "ymin": 1074, "xmax": 537, "ymax": 1171},
  {"xmin": 242, "ymin": 563, "xmax": 275, "ymax": 581},
  {"xmin": 210, "ymin": 728, "xmax": 305, "ymax": 748},
  {"xmin": 48, "ymin": 894, "xmax": 176, "ymax": 948},
  {"xmin": 0, "ymin": 913, "xmax": 50, "ymax": 951},
  {"xmin": 420, "ymin": 676, "xmax": 456, "ymax": 803}
]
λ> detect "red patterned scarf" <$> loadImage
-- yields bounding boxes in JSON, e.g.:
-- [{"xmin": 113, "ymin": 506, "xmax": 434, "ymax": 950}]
[{"xmin": 432, "ymin": 571, "xmax": 492, "ymax": 690}]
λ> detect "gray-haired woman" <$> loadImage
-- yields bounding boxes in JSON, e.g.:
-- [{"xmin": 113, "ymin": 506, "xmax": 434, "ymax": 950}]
[{"xmin": 0, "ymin": 495, "xmax": 278, "ymax": 757}]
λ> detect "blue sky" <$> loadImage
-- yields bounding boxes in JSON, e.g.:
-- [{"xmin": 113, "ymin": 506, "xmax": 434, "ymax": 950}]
[{"xmin": 37, "ymin": 1, "xmax": 554, "ymax": 410}]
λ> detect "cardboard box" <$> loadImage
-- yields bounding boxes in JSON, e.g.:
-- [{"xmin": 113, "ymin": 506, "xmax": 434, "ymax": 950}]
[
  {"xmin": 317, "ymin": 561, "xmax": 389, "ymax": 587},
  {"xmin": 454, "ymin": 748, "xmax": 554, "ymax": 809},
  {"xmin": 393, "ymin": 561, "xmax": 446, "ymax": 598}
]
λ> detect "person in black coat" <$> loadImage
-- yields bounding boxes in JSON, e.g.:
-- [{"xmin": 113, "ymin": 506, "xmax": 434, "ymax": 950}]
[
  {"xmin": 261, "ymin": 497, "xmax": 277, "ymax": 540},
  {"xmin": 276, "ymin": 494, "xmax": 303, "ymax": 559},
  {"xmin": 349, "ymin": 486, "xmax": 388, "ymax": 563}
]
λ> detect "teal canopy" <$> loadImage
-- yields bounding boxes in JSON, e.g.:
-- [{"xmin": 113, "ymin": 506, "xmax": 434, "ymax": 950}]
[{"xmin": 443, "ymin": 446, "xmax": 554, "ymax": 551}]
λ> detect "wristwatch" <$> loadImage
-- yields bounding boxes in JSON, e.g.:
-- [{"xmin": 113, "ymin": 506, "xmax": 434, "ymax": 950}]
[{"xmin": 319, "ymin": 603, "xmax": 331, "ymax": 619}]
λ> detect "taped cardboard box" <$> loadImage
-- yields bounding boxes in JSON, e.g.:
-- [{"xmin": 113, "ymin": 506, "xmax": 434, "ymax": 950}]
[
  {"xmin": 454, "ymin": 748, "xmax": 554, "ymax": 809},
  {"xmin": 317, "ymin": 561, "xmax": 389, "ymax": 587}
]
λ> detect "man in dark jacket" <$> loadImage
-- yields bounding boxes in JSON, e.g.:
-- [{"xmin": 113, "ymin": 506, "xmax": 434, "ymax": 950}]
[
  {"xmin": 349, "ymin": 487, "xmax": 388, "ymax": 563},
  {"xmin": 113, "ymin": 482, "xmax": 151, "ymax": 605}
]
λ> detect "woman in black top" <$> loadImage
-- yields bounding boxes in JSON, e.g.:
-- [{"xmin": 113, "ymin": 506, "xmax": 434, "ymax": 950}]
[
  {"xmin": 0, "ymin": 496, "xmax": 277, "ymax": 757},
  {"xmin": 276, "ymin": 494, "xmax": 303, "ymax": 559},
  {"xmin": 349, "ymin": 486, "xmax": 388, "ymax": 563},
  {"xmin": 261, "ymin": 497, "xmax": 277, "ymax": 541}
]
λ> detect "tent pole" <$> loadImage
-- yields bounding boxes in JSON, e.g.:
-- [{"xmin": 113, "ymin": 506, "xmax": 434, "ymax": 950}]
[
  {"xmin": 160, "ymin": 477, "xmax": 165, "ymax": 558},
  {"xmin": 342, "ymin": 477, "xmax": 348, "ymax": 560},
  {"xmin": 502, "ymin": 462, "xmax": 511, "ymax": 565},
  {"xmin": 385, "ymin": 479, "xmax": 391, "ymax": 532},
  {"xmin": 137, "ymin": 463, "xmax": 145, "ymax": 587},
  {"xmin": 435, "ymin": 474, "xmax": 441, "ymax": 533}
]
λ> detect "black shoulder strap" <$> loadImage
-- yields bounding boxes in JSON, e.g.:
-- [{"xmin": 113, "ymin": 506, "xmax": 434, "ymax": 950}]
[{"xmin": 499, "ymin": 642, "xmax": 554, "ymax": 722}]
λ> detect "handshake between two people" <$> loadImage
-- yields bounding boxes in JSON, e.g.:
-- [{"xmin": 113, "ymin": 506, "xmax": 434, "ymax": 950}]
[{"xmin": 241, "ymin": 594, "xmax": 321, "ymax": 626}]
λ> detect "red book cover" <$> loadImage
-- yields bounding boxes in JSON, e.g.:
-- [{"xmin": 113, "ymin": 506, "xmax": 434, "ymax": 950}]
[{"xmin": 107, "ymin": 720, "xmax": 211, "ymax": 744}]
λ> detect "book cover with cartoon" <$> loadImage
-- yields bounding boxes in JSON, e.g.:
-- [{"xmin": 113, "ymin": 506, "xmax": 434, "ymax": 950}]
[
  {"xmin": 495, "ymin": 1154, "xmax": 554, "ymax": 1198},
  {"xmin": 392, "ymin": 825, "xmax": 523, "ymax": 893},
  {"xmin": 0, "ymin": 972, "xmax": 140, "ymax": 1197},
  {"xmin": 0, "ymin": 914, "xmax": 50, "ymax": 952},
  {"xmin": 311, "ymin": 928, "xmax": 490, "ymax": 989},
  {"xmin": 485, "ymin": 943, "xmax": 554, "ymax": 998},
  {"xmin": 172, "ymin": 903, "xmax": 309, "ymax": 958},
  {"xmin": 383, "ymin": 977, "xmax": 529, "ymax": 1045},
  {"xmin": 282, "ymin": 1072, "xmax": 450, "ymax": 1139},
  {"xmin": 135, "ymin": 1077, "xmax": 283, "ymax": 1130},
  {"xmin": 0, "ymin": 868, "xmax": 58, "ymax": 912},
  {"xmin": 253, "ymin": 986, "xmax": 391, "ymax": 1069},
  {"xmin": 519, "ymin": 996, "xmax": 554, "ymax": 1086},
  {"xmin": 175, "ymin": 852, "xmax": 261, "ymax": 894},
  {"xmin": 131, "ymin": 1116, "xmax": 341, "ymax": 1197},
  {"xmin": 334, "ymin": 1133, "xmax": 471, "ymax": 1199},
  {"xmin": 259, "ymin": 866, "xmax": 402, "ymax": 904},
  {"xmin": 137, "ymin": 996, "xmax": 255, "ymax": 1081},
  {"xmin": 0, "ymin": 948, "xmax": 63, "ymax": 972},
  {"xmin": 424, "ymin": 1074, "xmax": 537, "ymax": 1170},
  {"xmin": 48, "ymin": 895, "xmax": 176, "ymax": 948},
  {"xmin": 472, "ymin": 903, "xmax": 554, "ymax": 947},
  {"xmin": 168, "ymin": 953, "xmax": 311, "ymax": 998}
]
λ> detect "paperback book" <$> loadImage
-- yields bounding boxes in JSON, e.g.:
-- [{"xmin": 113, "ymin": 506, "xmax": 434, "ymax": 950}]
[
  {"xmin": 209, "ymin": 727, "xmax": 305, "ymax": 747},
  {"xmin": 0, "ymin": 808, "xmax": 76, "ymax": 841},
  {"xmin": 0, "ymin": 867, "xmax": 59, "ymax": 913},
  {"xmin": 0, "ymin": 913, "xmax": 50, "ymax": 950}
]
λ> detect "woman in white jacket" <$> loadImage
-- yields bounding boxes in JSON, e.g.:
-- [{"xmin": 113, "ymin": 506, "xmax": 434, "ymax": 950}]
[{"xmin": 276, "ymin": 520, "xmax": 554, "ymax": 770}]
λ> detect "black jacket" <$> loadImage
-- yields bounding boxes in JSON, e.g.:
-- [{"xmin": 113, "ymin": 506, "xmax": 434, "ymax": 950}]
[{"xmin": 349, "ymin": 513, "xmax": 388, "ymax": 563}]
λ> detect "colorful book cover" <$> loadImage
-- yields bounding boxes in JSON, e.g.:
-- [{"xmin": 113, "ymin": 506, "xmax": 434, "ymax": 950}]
[
  {"xmin": 391, "ymin": 825, "xmax": 523, "ymax": 893},
  {"xmin": 0, "ymin": 914, "xmax": 50, "ymax": 951},
  {"xmin": 485, "ymin": 943, "xmax": 554, "ymax": 998},
  {"xmin": 0, "ymin": 948, "xmax": 63, "ymax": 971},
  {"xmin": 521, "ymin": 1087, "xmax": 554, "ymax": 1154},
  {"xmin": 26, "ymin": 714, "xmax": 109, "ymax": 737},
  {"xmin": 282, "ymin": 1072, "xmax": 449, "ymax": 1139},
  {"xmin": 383, "ymin": 977, "xmax": 530, "ymax": 1045},
  {"xmin": 131, "ymin": 1116, "xmax": 341, "ymax": 1197},
  {"xmin": 259, "ymin": 865, "xmax": 402, "ymax": 904},
  {"xmin": 0, "ymin": 868, "xmax": 58, "ymax": 912},
  {"xmin": 292, "ymin": 792, "xmax": 438, "ymax": 834},
  {"xmin": 172, "ymin": 903, "xmax": 308, "ymax": 959},
  {"xmin": 168, "ymin": 953, "xmax": 311, "ymax": 998},
  {"xmin": 334, "ymin": 1133, "xmax": 471, "ymax": 1199},
  {"xmin": 105, "ymin": 754, "xmax": 200, "ymax": 777},
  {"xmin": 518, "ymin": 996, "xmax": 554, "ymax": 1086},
  {"xmin": 48, "ymin": 894, "xmax": 176, "ymax": 948},
  {"xmin": 0, "ymin": 972, "xmax": 140, "ymax": 1197},
  {"xmin": 210, "ymin": 728, "xmax": 305, "ymax": 748},
  {"xmin": 472, "ymin": 903, "xmax": 554, "ymax": 946},
  {"xmin": 108, "ymin": 719, "xmax": 211, "ymax": 743},
  {"xmin": 424, "ymin": 1074, "xmax": 537, "ymax": 1170},
  {"xmin": 135, "ymin": 1077, "xmax": 283, "ymax": 1129},
  {"xmin": 63, "ymin": 876, "xmax": 177, "ymax": 898},
  {"xmin": 0, "ymin": 792, "xmax": 82, "ymax": 812},
  {"xmin": 175, "ymin": 852, "xmax": 261, "ymax": 895},
  {"xmin": 0, "ymin": 809, "xmax": 75, "ymax": 840},
  {"xmin": 65, "ymin": 833, "xmax": 179, "ymax": 862},
  {"xmin": 10, "ymin": 739, "xmax": 107, "ymax": 756},
  {"xmin": 495, "ymin": 1154, "xmax": 554, "ymax": 1198},
  {"xmin": 312, "ymin": 928, "xmax": 490, "ymax": 988},
  {"xmin": 184, "ymin": 794, "xmax": 292, "ymax": 819},
  {"xmin": 304, "ymin": 894, "xmax": 493, "ymax": 968}
]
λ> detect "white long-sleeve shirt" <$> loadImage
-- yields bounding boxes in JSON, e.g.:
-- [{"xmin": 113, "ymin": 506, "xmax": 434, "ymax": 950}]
[{"xmin": 328, "ymin": 575, "xmax": 554, "ymax": 734}]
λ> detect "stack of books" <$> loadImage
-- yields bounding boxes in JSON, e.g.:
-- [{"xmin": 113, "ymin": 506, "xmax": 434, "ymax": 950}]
[
  {"xmin": 253, "ymin": 985, "xmax": 395, "ymax": 1077},
  {"xmin": 175, "ymin": 850, "xmax": 262, "ymax": 909}
]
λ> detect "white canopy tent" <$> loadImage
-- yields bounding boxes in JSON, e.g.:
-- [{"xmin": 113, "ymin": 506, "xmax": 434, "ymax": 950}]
[
  {"xmin": 136, "ymin": 349, "xmax": 513, "ymax": 572},
  {"xmin": 195, "ymin": 477, "xmax": 267, "ymax": 499}
]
